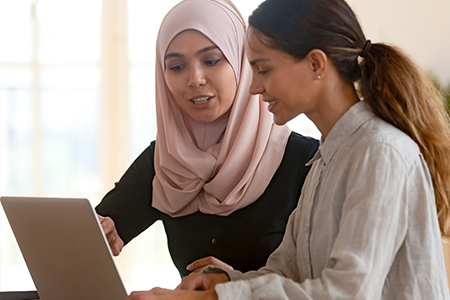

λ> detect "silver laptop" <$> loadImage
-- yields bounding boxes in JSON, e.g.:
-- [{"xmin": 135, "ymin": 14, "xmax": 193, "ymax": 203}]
[{"xmin": 0, "ymin": 196, "xmax": 128, "ymax": 300}]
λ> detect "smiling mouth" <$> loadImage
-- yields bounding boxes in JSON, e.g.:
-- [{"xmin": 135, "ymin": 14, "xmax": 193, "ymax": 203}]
[{"xmin": 191, "ymin": 96, "xmax": 212, "ymax": 105}]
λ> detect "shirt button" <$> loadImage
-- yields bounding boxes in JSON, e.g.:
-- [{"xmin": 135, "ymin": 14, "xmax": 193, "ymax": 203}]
[{"xmin": 211, "ymin": 238, "xmax": 217, "ymax": 245}]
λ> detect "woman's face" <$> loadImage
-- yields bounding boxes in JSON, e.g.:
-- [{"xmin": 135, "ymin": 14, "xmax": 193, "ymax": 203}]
[
  {"xmin": 164, "ymin": 30, "xmax": 237, "ymax": 123},
  {"xmin": 245, "ymin": 27, "xmax": 318, "ymax": 125}
]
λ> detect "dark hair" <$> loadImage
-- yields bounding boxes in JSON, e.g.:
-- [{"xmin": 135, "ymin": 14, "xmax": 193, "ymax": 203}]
[{"xmin": 249, "ymin": 0, "xmax": 450, "ymax": 239}]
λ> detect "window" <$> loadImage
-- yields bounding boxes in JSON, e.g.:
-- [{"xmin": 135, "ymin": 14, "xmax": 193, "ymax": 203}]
[
  {"xmin": 0, "ymin": 0, "xmax": 103, "ymax": 290},
  {"xmin": 0, "ymin": 0, "xmax": 319, "ymax": 292}
]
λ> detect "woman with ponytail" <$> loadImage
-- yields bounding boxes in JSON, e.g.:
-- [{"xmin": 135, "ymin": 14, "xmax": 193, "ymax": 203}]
[{"xmin": 127, "ymin": 0, "xmax": 450, "ymax": 299}]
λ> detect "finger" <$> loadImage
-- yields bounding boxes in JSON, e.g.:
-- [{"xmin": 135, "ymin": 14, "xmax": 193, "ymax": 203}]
[
  {"xmin": 187, "ymin": 256, "xmax": 233, "ymax": 272},
  {"xmin": 176, "ymin": 273, "xmax": 207, "ymax": 291},
  {"xmin": 99, "ymin": 217, "xmax": 115, "ymax": 235},
  {"xmin": 98, "ymin": 216, "xmax": 124, "ymax": 256},
  {"xmin": 186, "ymin": 257, "xmax": 214, "ymax": 271},
  {"xmin": 100, "ymin": 218, "xmax": 118, "ymax": 244},
  {"xmin": 110, "ymin": 235, "xmax": 124, "ymax": 256},
  {"xmin": 126, "ymin": 291, "xmax": 150, "ymax": 300},
  {"xmin": 189, "ymin": 267, "xmax": 203, "ymax": 273}
]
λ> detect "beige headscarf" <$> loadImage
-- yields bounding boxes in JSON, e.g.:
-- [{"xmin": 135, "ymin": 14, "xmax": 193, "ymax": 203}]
[{"xmin": 152, "ymin": 0, "xmax": 291, "ymax": 217}]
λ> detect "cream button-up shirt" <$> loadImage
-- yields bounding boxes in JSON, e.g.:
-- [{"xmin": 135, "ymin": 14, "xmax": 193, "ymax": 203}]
[{"xmin": 209, "ymin": 101, "xmax": 450, "ymax": 300}]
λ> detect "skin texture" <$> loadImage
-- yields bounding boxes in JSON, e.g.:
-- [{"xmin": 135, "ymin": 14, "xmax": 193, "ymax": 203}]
[{"xmin": 164, "ymin": 30, "xmax": 237, "ymax": 124}]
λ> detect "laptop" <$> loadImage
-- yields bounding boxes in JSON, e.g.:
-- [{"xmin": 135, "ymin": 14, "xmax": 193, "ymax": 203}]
[{"xmin": 0, "ymin": 196, "xmax": 128, "ymax": 300}]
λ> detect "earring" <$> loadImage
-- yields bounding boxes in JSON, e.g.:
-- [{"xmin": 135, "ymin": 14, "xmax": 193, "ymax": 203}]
[{"xmin": 317, "ymin": 75, "xmax": 322, "ymax": 80}]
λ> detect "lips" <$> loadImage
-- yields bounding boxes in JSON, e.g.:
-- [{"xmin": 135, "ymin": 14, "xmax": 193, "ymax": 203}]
[
  {"xmin": 189, "ymin": 95, "xmax": 213, "ymax": 105},
  {"xmin": 263, "ymin": 99, "xmax": 278, "ymax": 112},
  {"xmin": 263, "ymin": 99, "xmax": 277, "ymax": 106}
]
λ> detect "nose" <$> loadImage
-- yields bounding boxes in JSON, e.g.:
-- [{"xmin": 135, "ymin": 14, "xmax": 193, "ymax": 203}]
[
  {"xmin": 187, "ymin": 65, "xmax": 207, "ymax": 88},
  {"xmin": 249, "ymin": 73, "xmax": 264, "ymax": 95}
]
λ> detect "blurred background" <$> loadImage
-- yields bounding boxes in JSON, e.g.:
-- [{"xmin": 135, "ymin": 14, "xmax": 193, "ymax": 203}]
[{"xmin": 1, "ymin": 0, "xmax": 449, "ymax": 293}]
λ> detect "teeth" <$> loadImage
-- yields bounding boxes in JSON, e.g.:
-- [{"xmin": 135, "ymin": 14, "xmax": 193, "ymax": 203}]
[
  {"xmin": 191, "ymin": 97, "xmax": 210, "ymax": 104},
  {"xmin": 268, "ymin": 100, "xmax": 277, "ymax": 105}
]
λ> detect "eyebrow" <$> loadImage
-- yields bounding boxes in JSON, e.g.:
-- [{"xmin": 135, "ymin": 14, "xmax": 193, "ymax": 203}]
[
  {"xmin": 164, "ymin": 45, "xmax": 220, "ymax": 61},
  {"xmin": 249, "ymin": 58, "xmax": 271, "ymax": 66}
]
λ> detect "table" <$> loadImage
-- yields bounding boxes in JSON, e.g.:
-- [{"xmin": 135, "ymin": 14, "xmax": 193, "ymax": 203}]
[{"xmin": 0, "ymin": 291, "xmax": 39, "ymax": 300}]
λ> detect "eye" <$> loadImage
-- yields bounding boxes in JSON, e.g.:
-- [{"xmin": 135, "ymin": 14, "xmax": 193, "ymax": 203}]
[
  {"xmin": 204, "ymin": 58, "xmax": 221, "ymax": 66},
  {"xmin": 168, "ymin": 64, "xmax": 185, "ymax": 72},
  {"xmin": 257, "ymin": 65, "xmax": 268, "ymax": 75}
]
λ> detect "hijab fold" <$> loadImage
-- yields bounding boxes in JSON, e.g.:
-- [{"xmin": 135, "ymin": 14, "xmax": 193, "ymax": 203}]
[{"xmin": 152, "ymin": 0, "xmax": 291, "ymax": 217}]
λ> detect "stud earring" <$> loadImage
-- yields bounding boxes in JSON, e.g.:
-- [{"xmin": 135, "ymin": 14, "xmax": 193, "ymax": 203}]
[{"xmin": 317, "ymin": 75, "xmax": 322, "ymax": 80}]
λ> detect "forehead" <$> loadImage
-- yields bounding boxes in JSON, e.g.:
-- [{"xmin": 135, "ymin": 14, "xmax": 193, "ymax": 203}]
[
  {"xmin": 245, "ymin": 27, "xmax": 265, "ymax": 55},
  {"xmin": 245, "ymin": 27, "xmax": 278, "ymax": 62},
  {"xmin": 245, "ymin": 27, "xmax": 299, "ymax": 65},
  {"xmin": 166, "ymin": 30, "xmax": 216, "ymax": 54}
]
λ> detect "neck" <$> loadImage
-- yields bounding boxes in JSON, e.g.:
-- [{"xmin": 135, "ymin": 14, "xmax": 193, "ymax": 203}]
[{"xmin": 307, "ymin": 79, "xmax": 359, "ymax": 140}]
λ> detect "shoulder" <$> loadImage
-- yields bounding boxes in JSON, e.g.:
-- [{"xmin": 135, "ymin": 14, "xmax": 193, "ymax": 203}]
[
  {"xmin": 286, "ymin": 131, "xmax": 320, "ymax": 152},
  {"xmin": 284, "ymin": 131, "xmax": 320, "ymax": 161},
  {"xmin": 139, "ymin": 140, "xmax": 156, "ymax": 158},
  {"xmin": 350, "ymin": 117, "xmax": 421, "ymax": 169},
  {"xmin": 127, "ymin": 140, "xmax": 157, "ymax": 174},
  {"xmin": 149, "ymin": 140, "xmax": 156, "ymax": 155}
]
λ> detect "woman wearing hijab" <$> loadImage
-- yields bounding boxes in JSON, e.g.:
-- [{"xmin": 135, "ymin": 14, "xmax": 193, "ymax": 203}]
[{"xmin": 96, "ymin": 0, "xmax": 318, "ymax": 277}]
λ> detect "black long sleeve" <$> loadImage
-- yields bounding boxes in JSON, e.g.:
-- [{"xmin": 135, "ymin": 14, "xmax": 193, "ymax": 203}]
[{"xmin": 96, "ymin": 132, "xmax": 319, "ymax": 276}]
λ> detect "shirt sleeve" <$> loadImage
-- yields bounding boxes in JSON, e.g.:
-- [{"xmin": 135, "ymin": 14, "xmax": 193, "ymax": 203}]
[
  {"xmin": 214, "ymin": 142, "xmax": 427, "ymax": 300},
  {"xmin": 95, "ymin": 142, "xmax": 160, "ymax": 244}
]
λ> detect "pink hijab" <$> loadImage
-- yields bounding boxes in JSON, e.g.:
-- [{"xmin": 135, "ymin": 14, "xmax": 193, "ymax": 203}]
[{"xmin": 152, "ymin": 0, "xmax": 291, "ymax": 217}]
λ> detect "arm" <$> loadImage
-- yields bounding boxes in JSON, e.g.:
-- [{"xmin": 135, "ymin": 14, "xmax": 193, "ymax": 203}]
[{"xmin": 96, "ymin": 142, "xmax": 160, "ymax": 246}]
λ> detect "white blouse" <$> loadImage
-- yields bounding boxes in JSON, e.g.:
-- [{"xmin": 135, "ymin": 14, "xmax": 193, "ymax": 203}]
[{"xmin": 208, "ymin": 101, "xmax": 450, "ymax": 300}]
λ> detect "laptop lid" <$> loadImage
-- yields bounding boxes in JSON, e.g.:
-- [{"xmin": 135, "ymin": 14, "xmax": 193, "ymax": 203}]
[{"xmin": 0, "ymin": 196, "xmax": 128, "ymax": 300}]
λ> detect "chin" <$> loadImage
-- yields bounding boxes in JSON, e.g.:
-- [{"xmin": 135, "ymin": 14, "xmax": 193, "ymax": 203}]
[
  {"xmin": 272, "ymin": 115, "xmax": 290, "ymax": 126},
  {"xmin": 274, "ymin": 120, "xmax": 287, "ymax": 126},
  {"xmin": 188, "ymin": 113, "xmax": 217, "ymax": 124}
]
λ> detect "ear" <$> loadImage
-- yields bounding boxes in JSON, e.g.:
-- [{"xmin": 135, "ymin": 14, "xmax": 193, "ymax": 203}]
[{"xmin": 306, "ymin": 49, "xmax": 327, "ymax": 79}]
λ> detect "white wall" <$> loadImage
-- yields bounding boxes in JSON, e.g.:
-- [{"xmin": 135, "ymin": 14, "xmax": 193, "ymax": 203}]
[{"xmin": 348, "ymin": 0, "xmax": 450, "ymax": 85}]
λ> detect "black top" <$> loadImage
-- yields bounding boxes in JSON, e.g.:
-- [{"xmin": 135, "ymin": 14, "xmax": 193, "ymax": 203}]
[{"xmin": 96, "ymin": 132, "xmax": 319, "ymax": 276}]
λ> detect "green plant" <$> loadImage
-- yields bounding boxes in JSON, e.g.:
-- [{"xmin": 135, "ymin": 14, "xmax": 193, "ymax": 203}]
[{"xmin": 431, "ymin": 75, "xmax": 450, "ymax": 114}]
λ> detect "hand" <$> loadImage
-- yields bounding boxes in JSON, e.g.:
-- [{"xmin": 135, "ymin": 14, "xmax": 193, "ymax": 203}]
[
  {"xmin": 186, "ymin": 256, "xmax": 234, "ymax": 273},
  {"xmin": 97, "ymin": 215, "xmax": 124, "ymax": 256},
  {"xmin": 176, "ymin": 272, "xmax": 230, "ymax": 291},
  {"xmin": 126, "ymin": 287, "xmax": 218, "ymax": 300}
]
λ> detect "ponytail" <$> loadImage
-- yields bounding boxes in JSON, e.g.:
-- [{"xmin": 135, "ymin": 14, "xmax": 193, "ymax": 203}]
[{"xmin": 359, "ymin": 43, "xmax": 450, "ymax": 239}]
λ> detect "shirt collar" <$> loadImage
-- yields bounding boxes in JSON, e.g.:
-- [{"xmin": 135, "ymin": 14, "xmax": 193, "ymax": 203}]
[{"xmin": 306, "ymin": 101, "xmax": 375, "ymax": 166}]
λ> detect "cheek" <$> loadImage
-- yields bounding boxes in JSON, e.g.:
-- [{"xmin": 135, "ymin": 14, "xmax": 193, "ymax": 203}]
[
  {"xmin": 164, "ymin": 73, "xmax": 182, "ymax": 98},
  {"xmin": 216, "ymin": 68, "xmax": 237, "ymax": 106}
]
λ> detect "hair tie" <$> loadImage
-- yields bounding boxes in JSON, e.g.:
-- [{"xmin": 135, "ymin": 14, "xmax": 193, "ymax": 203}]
[{"xmin": 360, "ymin": 40, "xmax": 372, "ymax": 58}]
